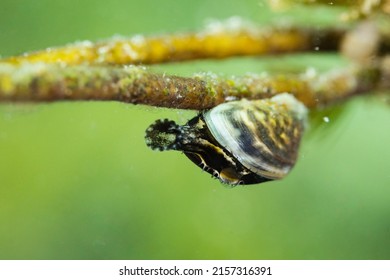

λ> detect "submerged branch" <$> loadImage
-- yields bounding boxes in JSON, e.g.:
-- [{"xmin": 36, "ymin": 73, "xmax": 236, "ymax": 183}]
[
  {"xmin": 1, "ymin": 19, "xmax": 345, "ymax": 66},
  {"xmin": 268, "ymin": 0, "xmax": 390, "ymax": 19},
  {"xmin": 0, "ymin": 59, "xmax": 388, "ymax": 110}
]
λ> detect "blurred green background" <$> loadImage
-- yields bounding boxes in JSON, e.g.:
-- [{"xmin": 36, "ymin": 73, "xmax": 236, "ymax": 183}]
[{"xmin": 0, "ymin": 0, "xmax": 389, "ymax": 260}]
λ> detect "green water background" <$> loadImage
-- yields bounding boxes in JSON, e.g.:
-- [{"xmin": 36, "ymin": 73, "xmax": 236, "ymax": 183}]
[{"xmin": 0, "ymin": 0, "xmax": 389, "ymax": 259}]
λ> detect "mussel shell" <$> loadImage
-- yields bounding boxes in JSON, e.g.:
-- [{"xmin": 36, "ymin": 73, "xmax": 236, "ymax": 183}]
[{"xmin": 203, "ymin": 93, "xmax": 307, "ymax": 180}]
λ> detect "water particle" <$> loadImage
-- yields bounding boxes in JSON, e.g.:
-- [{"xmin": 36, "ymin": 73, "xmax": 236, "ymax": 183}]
[
  {"xmin": 121, "ymin": 44, "xmax": 139, "ymax": 60},
  {"xmin": 323, "ymin": 116, "xmax": 330, "ymax": 123},
  {"xmin": 131, "ymin": 35, "xmax": 146, "ymax": 46},
  {"xmin": 304, "ymin": 67, "xmax": 317, "ymax": 79},
  {"xmin": 225, "ymin": 96, "xmax": 237, "ymax": 102}
]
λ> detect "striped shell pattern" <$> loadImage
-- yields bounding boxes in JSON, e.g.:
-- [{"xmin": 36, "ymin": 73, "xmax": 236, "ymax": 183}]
[{"xmin": 145, "ymin": 93, "xmax": 307, "ymax": 186}]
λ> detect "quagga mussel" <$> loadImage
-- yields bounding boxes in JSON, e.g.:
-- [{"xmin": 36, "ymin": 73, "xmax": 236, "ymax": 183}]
[{"xmin": 145, "ymin": 93, "xmax": 307, "ymax": 186}]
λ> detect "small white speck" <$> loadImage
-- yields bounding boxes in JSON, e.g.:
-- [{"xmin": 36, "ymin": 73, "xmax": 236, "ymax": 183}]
[
  {"xmin": 225, "ymin": 96, "xmax": 237, "ymax": 102},
  {"xmin": 303, "ymin": 67, "xmax": 317, "ymax": 79},
  {"xmin": 314, "ymin": 46, "xmax": 320, "ymax": 51},
  {"xmin": 131, "ymin": 35, "xmax": 146, "ymax": 46},
  {"xmin": 76, "ymin": 40, "xmax": 93, "ymax": 47},
  {"xmin": 121, "ymin": 43, "xmax": 139, "ymax": 60},
  {"xmin": 323, "ymin": 116, "xmax": 330, "ymax": 123},
  {"xmin": 97, "ymin": 45, "xmax": 110, "ymax": 55}
]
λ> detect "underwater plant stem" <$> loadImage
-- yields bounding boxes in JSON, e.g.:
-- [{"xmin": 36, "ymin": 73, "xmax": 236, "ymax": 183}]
[
  {"xmin": 1, "ymin": 22, "xmax": 345, "ymax": 66},
  {"xmin": 276, "ymin": 0, "xmax": 390, "ymax": 15},
  {"xmin": 0, "ymin": 59, "xmax": 388, "ymax": 110}
]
